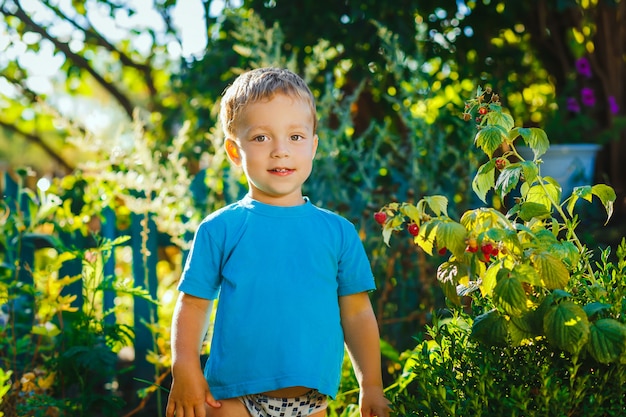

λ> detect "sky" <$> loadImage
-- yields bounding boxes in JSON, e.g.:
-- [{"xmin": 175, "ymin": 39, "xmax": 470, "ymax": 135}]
[
  {"xmin": 0, "ymin": 0, "xmax": 230, "ymax": 169},
  {"xmin": 0, "ymin": 0, "xmax": 225, "ymax": 106}
]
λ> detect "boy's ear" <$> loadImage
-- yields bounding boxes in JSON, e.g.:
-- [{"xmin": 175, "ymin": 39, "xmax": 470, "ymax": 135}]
[
  {"xmin": 312, "ymin": 134, "xmax": 319, "ymax": 159},
  {"xmin": 224, "ymin": 139, "xmax": 242, "ymax": 165}
]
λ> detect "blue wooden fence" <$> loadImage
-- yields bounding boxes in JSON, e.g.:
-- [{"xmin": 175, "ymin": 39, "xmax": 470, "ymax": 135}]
[{"xmin": 0, "ymin": 170, "xmax": 204, "ymax": 410}]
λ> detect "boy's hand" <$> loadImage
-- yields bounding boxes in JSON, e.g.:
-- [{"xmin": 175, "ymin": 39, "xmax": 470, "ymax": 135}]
[
  {"xmin": 359, "ymin": 386, "xmax": 391, "ymax": 417},
  {"xmin": 166, "ymin": 367, "xmax": 221, "ymax": 417}
]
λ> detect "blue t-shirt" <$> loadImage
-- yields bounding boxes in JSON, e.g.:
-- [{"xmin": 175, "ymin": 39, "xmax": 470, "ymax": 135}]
[{"xmin": 178, "ymin": 195, "xmax": 375, "ymax": 400}]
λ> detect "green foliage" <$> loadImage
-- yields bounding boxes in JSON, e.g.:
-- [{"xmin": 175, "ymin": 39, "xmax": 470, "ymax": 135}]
[
  {"xmin": 0, "ymin": 177, "xmax": 154, "ymax": 416},
  {"xmin": 386, "ymin": 313, "xmax": 626, "ymax": 416},
  {"xmin": 379, "ymin": 87, "xmax": 626, "ymax": 414}
]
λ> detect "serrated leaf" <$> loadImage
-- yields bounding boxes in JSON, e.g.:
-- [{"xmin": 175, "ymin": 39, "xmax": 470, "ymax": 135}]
[
  {"xmin": 517, "ymin": 127, "xmax": 549, "ymax": 157},
  {"xmin": 544, "ymin": 300, "xmax": 589, "ymax": 353},
  {"xmin": 438, "ymin": 275, "xmax": 462, "ymax": 306},
  {"xmin": 583, "ymin": 302, "xmax": 612, "ymax": 319},
  {"xmin": 437, "ymin": 261, "xmax": 461, "ymax": 285},
  {"xmin": 480, "ymin": 262, "xmax": 500, "ymax": 297},
  {"xmin": 587, "ymin": 319, "xmax": 626, "ymax": 364},
  {"xmin": 399, "ymin": 203, "xmax": 420, "ymax": 222},
  {"xmin": 493, "ymin": 272, "xmax": 528, "ymax": 317},
  {"xmin": 471, "ymin": 309, "xmax": 509, "ymax": 346},
  {"xmin": 531, "ymin": 252, "xmax": 570, "ymax": 289},
  {"xmin": 495, "ymin": 164, "xmax": 522, "ymax": 200},
  {"xmin": 547, "ymin": 241, "xmax": 579, "ymax": 268},
  {"xmin": 415, "ymin": 221, "xmax": 437, "ymax": 255},
  {"xmin": 474, "ymin": 125, "xmax": 508, "ymax": 158},
  {"xmin": 510, "ymin": 313, "xmax": 536, "ymax": 346},
  {"xmin": 518, "ymin": 202, "xmax": 551, "ymax": 221},
  {"xmin": 486, "ymin": 107, "xmax": 515, "ymax": 131},
  {"xmin": 422, "ymin": 195, "xmax": 448, "ymax": 217},
  {"xmin": 511, "ymin": 263, "xmax": 542, "ymax": 286},
  {"xmin": 520, "ymin": 161, "xmax": 539, "ymax": 185},
  {"xmin": 472, "ymin": 160, "xmax": 496, "ymax": 203},
  {"xmin": 435, "ymin": 221, "xmax": 467, "ymax": 258},
  {"xmin": 591, "ymin": 184, "xmax": 616, "ymax": 223},
  {"xmin": 525, "ymin": 183, "xmax": 560, "ymax": 210}
]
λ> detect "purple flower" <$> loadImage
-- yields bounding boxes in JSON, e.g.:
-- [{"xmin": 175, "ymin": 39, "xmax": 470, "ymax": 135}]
[
  {"xmin": 580, "ymin": 87, "xmax": 596, "ymax": 107},
  {"xmin": 608, "ymin": 96, "xmax": 619, "ymax": 115},
  {"xmin": 566, "ymin": 97, "xmax": 581, "ymax": 113},
  {"xmin": 576, "ymin": 57, "xmax": 592, "ymax": 79}
]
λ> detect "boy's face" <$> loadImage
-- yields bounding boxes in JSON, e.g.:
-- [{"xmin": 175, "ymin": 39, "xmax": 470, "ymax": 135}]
[{"xmin": 225, "ymin": 93, "xmax": 318, "ymax": 206}]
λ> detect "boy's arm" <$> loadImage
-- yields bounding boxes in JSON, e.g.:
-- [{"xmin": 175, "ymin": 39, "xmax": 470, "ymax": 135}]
[
  {"xmin": 166, "ymin": 292, "xmax": 219, "ymax": 417},
  {"xmin": 340, "ymin": 292, "xmax": 391, "ymax": 417}
]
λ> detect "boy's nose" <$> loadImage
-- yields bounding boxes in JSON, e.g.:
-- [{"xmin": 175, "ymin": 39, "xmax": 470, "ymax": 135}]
[{"xmin": 270, "ymin": 141, "xmax": 289, "ymax": 158}]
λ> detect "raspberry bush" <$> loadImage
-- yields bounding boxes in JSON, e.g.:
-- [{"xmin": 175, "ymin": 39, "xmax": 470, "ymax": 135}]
[{"xmin": 377, "ymin": 86, "xmax": 625, "ymax": 363}]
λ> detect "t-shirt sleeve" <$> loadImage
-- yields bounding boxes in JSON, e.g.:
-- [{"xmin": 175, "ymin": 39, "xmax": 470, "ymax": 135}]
[
  {"xmin": 177, "ymin": 220, "xmax": 223, "ymax": 299},
  {"xmin": 337, "ymin": 221, "xmax": 376, "ymax": 296}
]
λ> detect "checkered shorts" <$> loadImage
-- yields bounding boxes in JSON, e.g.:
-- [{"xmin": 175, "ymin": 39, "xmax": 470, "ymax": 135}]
[{"xmin": 239, "ymin": 389, "xmax": 328, "ymax": 417}]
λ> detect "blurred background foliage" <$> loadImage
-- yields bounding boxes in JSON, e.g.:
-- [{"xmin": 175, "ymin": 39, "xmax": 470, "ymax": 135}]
[{"xmin": 1, "ymin": 0, "xmax": 625, "ymax": 415}]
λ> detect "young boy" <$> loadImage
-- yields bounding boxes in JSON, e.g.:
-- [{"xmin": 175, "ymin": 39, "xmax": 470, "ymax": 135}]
[{"xmin": 166, "ymin": 67, "xmax": 390, "ymax": 417}]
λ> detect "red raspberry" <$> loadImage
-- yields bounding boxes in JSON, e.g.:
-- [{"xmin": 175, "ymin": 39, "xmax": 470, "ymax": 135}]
[
  {"xmin": 407, "ymin": 223, "xmax": 419, "ymax": 236},
  {"xmin": 438, "ymin": 247, "xmax": 447, "ymax": 255},
  {"xmin": 495, "ymin": 158, "xmax": 508, "ymax": 170},
  {"xmin": 374, "ymin": 211, "xmax": 387, "ymax": 225},
  {"xmin": 478, "ymin": 106, "xmax": 488, "ymax": 115},
  {"xmin": 481, "ymin": 243, "xmax": 494, "ymax": 256}
]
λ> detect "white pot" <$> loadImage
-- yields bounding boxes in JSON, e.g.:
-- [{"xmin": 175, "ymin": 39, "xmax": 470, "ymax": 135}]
[{"xmin": 517, "ymin": 143, "xmax": 602, "ymax": 199}]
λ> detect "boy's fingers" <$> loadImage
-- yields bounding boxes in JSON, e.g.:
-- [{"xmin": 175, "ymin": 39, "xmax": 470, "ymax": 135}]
[{"xmin": 205, "ymin": 393, "xmax": 221, "ymax": 408}]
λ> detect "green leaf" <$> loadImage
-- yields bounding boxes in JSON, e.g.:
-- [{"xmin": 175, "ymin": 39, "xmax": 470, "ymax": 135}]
[
  {"xmin": 435, "ymin": 221, "xmax": 467, "ymax": 258},
  {"xmin": 437, "ymin": 275, "xmax": 462, "ymax": 306},
  {"xmin": 583, "ymin": 302, "xmax": 612, "ymax": 319},
  {"xmin": 588, "ymin": 319, "xmax": 626, "ymax": 364},
  {"xmin": 544, "ymin": 300, "xmax": 589, "ymax": 353},
  {"xmin": 31, "ymin": 323, "xmax": 61, "ymax": 338},
  {"xmin": 471, "ymin": 309, "xmax": 509, "ymax": 346},
  {"xmin": 415, "ymin": 221, "xmax": 437, "ymax": 255},
  {"xmin": 493, "ymin": 272, "xmax": 528, "ymax": 317},
  {"xmin": 472, "ymin": 160, "xmax": 496, "ymax": 203},
  {"xmin": 399, "ymin": 202, "xmax": 420, "ymax": 222},
  {"xmin": 509, "ymin": 313, "xmax": 536, "ymax": 346},
  {"xmin": 517, "ymin": 127, "xmax": 549, "ymax": 157},
  {"xmin": 531, "ymin": 252, "xmax": 570, "ymax": 289},
  {"xmin": 520, "ymin": 161, "xmax": 539, "ymax": 185},
  {"xmin": 495, "ymin": 164, "xmax": 522, "ymax": 200},
  {"xmin": 518, "ymin": 201, "xmax": 551, "ymax": 221},
  {"xmin": 486, "ymin": 107, "xmax": 515, "ymax": 131},
  {"xmin": 480, "ymin": 262, "xmax": 500, "ymax": 297},
  {"xmin": 422, "ymin": 195, "xmax": 448, "ymax": 217},
  {"xmin": 474, "ymin": 125, "xmax": 508, "ymax": 158},
  {"xmin": 525, "ymin": 183, "xmax": 560, "ymax": 210},
  {"xmin": 591, "ymin": 184, "xmax": 616, "ymax": 223},
  {"xmin": 511, "ymin": 263, "xmax": 542, "ymax": 286}
]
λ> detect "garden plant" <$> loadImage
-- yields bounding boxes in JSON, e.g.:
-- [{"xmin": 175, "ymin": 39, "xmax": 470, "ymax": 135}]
[{"xmin": 377, "ymin": 87, "xmax": 626, "ymax": 415}]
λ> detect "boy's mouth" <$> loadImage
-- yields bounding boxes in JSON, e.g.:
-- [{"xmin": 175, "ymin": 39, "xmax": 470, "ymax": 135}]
[{"xmin": 269, "ymin": 168, "xmax": 293, "ymax": 174}]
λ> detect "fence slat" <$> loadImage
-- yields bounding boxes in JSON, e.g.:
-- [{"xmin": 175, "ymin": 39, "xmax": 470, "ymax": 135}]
[
  {"xmin": 102, "ymin": 207, "xmax": 117, "ymax": 326},
  {"xmin": 130, "ymin": 212, "xmax": 159, "ymax": 396}
]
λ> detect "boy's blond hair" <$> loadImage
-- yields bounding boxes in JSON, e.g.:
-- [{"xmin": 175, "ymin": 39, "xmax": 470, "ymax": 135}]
[{"xmin": 219, "ymin": 67, "xmax": 317, "ymax": 138}]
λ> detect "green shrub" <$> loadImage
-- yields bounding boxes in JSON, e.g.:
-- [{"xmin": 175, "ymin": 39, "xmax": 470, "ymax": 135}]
[{"xmin": 379, "ymin": 87, "xmax": 626, "ymax": 415}]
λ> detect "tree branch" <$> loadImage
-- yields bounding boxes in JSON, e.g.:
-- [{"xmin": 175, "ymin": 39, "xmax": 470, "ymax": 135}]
[
  {"xmin": 7, "ymin": 0, "xmax": 136, "ymax": 117},
  {"xmin": 40, "ymin": 0, "xmax": 159, "ymax": 100},
  {"xmin": 0, "ymin": 119, "xmax": 74, "ymax": 172}
]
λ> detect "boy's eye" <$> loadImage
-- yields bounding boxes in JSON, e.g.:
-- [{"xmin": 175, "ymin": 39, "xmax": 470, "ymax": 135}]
[
  {"xmin": 290, "ymin": 135, "xmax": 303, "ymax": 141},
  {"xmin": 253, "ymin": 135, "xmax": 268, "ymax": 142}
]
